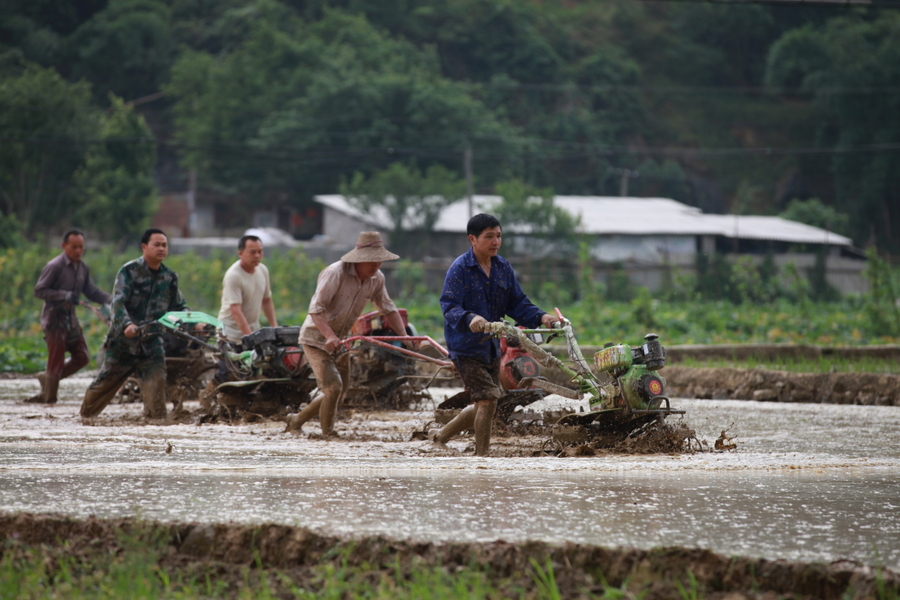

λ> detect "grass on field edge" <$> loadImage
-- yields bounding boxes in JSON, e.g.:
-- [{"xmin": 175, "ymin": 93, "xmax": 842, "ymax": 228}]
[{"xmin": 1, "ymin": 514, "xmax": 898, "ymax": 600}]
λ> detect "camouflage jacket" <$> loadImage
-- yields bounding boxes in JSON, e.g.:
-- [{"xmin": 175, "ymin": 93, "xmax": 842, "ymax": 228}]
[{"xmin": 105, "ymin": 257, "xmax": 187, "ymax": 356}]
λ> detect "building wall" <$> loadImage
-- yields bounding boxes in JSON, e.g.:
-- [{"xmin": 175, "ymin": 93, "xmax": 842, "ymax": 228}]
[{"xmin": 322, "ymin": 206, "xmax": 384, "ymax": 246}]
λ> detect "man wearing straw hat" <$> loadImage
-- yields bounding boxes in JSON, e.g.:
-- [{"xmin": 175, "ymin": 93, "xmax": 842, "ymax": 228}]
[{"xmin": 286, "ymin": 231, "xmax": 406, "ymax": 437}]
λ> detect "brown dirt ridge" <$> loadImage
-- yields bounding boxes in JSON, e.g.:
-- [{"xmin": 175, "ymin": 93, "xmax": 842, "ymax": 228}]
[
  {"xmin": 663, "ymin": 367, "xmax": 900, "ymax": 406},
  {"xmin": 541, "ymin": 344, "xmax": 900, "ymax": 407},
  {"xmin": 2, "ymin": 512, "xmax": 897, "ymax": 600}
]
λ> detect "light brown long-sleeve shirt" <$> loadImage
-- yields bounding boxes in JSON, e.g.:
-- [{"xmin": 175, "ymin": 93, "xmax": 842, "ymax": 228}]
[{"xmin": 298, "ymin": 261, "xmax": 397, "ymax": 350}]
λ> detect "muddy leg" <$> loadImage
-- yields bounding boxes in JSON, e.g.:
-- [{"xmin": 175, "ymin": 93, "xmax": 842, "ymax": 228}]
[
  {"xmin": 60, "ymin": 331, "xmax": 90, "ymax": 379},
  {"xmin": 473, "ymin": 398, "xmax": 496, "ymax": 456},
  {"xmin": 299, "ymin": 346, "xmax": 349, "ymax": 436},
  {"xmin": 140, "ymin": 367, "xmax": 168, "ymax": 419},
  {"xmin": 26, "ymin": 329, "xmax": 66, "ymax": 403},
  {"xmin": 42, "ymin": 375, "xmax": 60, "ymax": 405},
  {"xmin": 80, "ymin": 358, "xmax": 135, "ymax": 418},
  {"xmin": 435, "ymin": 404, "xmax": 476, "ymax": 446},
  {"xmin": 286, "ymin": 391, "xmax": 324, "ymax": 432}
]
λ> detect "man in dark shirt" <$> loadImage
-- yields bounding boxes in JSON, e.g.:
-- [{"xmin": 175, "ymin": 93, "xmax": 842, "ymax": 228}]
[
  {"xmin": 28, "ymin": 230, "xmax": 112, "ymax": 404},
  {"xmin": 80, "ymin": 228, "xmax": 188, "ymax": 420},
  {"xmin": 433, "ymin": 213, "xmax": 555, "ymax": 456}
]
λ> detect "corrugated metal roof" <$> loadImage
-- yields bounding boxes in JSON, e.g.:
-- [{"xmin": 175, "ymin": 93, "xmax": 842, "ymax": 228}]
[{"xmin": 314, "ymin": 194, "xmax": 853, "ymax": 246}]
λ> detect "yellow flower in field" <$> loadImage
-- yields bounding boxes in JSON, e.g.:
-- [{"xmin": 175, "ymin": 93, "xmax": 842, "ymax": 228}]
[
  {"xmin": 30, "ymin": 323, "xmax": 41, "ymax": 335},
  {"xmin": 767, "ymin": 327, "xmax": 783, "ymax": 340},
  {"xmin": 852, "ymin": 328, "xmax": 862, "ymax": 340}
]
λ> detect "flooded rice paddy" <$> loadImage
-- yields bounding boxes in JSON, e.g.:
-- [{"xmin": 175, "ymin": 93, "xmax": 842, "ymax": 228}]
[{"xmin": 1, "ymin": 375, "xmax": 899, "ymax": 570}]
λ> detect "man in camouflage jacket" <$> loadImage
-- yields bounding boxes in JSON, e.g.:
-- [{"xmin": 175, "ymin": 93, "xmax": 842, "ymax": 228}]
[{"xmin": 80, "ymin": 228, "xmax": 187, "ymax": 419}]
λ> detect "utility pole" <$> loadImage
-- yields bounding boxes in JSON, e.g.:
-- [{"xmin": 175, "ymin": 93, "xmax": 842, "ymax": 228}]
[
  {"xmin": 187, "ymin": 168, "xmax": 197, "ymax": 237},
  {"xmin": 464, "ymin": 139, "xmax": 474, "ymax": 218},
  {"xmin": 608, "ymin": 167, "xmax": 639, "ymax": 197}
]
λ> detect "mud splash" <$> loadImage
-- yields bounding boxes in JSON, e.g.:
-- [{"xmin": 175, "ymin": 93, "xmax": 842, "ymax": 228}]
[{"xmin": 2, "ymin": 513, "xmax": 897, "ymax": 600}]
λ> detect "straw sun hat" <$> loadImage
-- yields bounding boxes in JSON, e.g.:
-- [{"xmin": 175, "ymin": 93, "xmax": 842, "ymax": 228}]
[{"xmin": 340, "ymin": 231, "xmax": 400, "ymax": 263}]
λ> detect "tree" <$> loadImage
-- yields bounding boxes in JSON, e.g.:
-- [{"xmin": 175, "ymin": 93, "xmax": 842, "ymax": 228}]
[
  {"xmin": 74, "ymin": 96, "xmax": 158, "ymax": 247},
  {"xmin": 339, "ymin": 162, "xmax": 465, "ymax": 254},
  {"xmin": 493, "ymin": 179, "xmax": 578, "ymax": 237},
  {"xmin": 766, "ymin": 13, "xmax": 900, "ymax": 252},
  {"xmin": 65, "ymin": 0, "xmax": 174, "ymax": 102},
  {"xmin": 0, "ymin": 59, "xmax": 95, "ymax": 234},
  {"xmin": 780, "ymin": 198, "xmax": 849, "ymax": 237},
  {"xmin": 167, "ymin": 4, "xmax": 514, "ymax": 203}
]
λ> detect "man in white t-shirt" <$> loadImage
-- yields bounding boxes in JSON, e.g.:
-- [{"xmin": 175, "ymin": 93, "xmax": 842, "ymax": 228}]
[{"xmin": 207, "ymin": 235, "xmax": 278, "ymax": 390}]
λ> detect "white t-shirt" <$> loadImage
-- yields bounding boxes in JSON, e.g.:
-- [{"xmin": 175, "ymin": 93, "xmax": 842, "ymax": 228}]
[{"xmin": 218, "ymin": 260, "xmax": 272, "ymax": 343}]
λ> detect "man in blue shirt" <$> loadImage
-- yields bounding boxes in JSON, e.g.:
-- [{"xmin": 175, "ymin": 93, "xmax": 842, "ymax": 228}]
[{"xmin": 433, "ymin": 213, "xmax": 555, "ymax": 456}]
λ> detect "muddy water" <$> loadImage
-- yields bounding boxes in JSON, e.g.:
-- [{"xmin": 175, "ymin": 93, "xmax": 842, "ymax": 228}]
[{"xmin": 1, "ymin": 376, "xmax": 899, "ymax": 570}]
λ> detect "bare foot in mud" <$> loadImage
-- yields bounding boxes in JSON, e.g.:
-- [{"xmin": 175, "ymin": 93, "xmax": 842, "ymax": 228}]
[
  {"xmin": 307, "ymin": 430, "xmax": 341, "ymax": 440},
  {"xmin": 283, "ymin": 414, "xmax": 302, "ymax": 433},
  {"xmin": 431, "ymin": 440, "xmax": 452, "ymax": 451},
  {"xmin": 427, "ymin": 429, "xmax": 453, "ymax": 451}
]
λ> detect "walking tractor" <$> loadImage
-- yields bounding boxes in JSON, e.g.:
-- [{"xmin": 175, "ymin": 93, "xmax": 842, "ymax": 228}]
[
  {"xmin": 142, "ymin": 310, "xmax": 455, "ymax": 419},
  {"xmin": 480, "ymin": 308, "xmax": 685, "ymax": 443}
]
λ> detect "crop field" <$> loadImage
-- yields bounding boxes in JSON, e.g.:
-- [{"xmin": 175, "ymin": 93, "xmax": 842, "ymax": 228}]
[{"xmin": 2, "ymin": 244, "xmax": 898, "ymax": 373}]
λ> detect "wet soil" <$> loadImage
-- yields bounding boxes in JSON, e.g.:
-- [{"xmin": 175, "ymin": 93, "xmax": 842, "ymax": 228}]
[{"xmin": 2, "ymin": 512, "xmax": 896, "ymax": 600}]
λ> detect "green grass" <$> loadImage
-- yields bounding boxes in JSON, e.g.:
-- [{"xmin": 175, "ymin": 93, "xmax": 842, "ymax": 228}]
[
  {"xmin": 0, "ymin": 534, "xmax": 574, "ymax": 600},
  {"xmin": 3, "ymin": 518, "xmax": 898, "ymax": 600}
]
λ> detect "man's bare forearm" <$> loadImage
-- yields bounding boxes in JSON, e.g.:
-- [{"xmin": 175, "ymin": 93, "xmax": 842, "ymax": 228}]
[
  {"xmin": 229, "ymin": 304, "xmax": 253, "ymax": 336},
  {"xmin": 261, "ymin": 297, "xmax": 278, "ymax": 327},
  {"xmin": 384, "ymin": 310, "xmax": 406, "ymax": 336}
]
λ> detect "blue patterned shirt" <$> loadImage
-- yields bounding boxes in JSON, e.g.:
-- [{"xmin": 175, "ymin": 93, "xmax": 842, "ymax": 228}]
[{"xmin": 441, "ymin": 248, "xmax": 545, "ymax": 363}]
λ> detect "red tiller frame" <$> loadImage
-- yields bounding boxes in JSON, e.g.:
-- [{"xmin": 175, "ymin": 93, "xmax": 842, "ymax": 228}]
[{"xmin": 340, "ymin": 335, "xmax": 454, "ymax": 370}]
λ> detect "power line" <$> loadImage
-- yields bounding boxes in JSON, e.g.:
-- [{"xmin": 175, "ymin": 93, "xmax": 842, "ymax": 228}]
[{"xmin": 3, "ymin": 132, "xmax": 900, "ymax": 161}]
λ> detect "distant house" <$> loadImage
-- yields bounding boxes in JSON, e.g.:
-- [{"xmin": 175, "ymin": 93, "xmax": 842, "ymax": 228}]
[
  {"xmin": 315, "ymin": 194, "xmax": 855, "ymax": 259},
  {"xmin": 313, "ymin": 194, "xmax": 866, "ymax": 293},
  {"xmin": 152, "ymin": 190, "xmax": 323, "ymax": 240}
]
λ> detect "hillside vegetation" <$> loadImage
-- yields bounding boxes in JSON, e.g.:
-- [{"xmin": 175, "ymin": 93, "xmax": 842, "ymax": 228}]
[{"xmin": 1, "ymin": 0, "xmax": 899, "ymax": 253}]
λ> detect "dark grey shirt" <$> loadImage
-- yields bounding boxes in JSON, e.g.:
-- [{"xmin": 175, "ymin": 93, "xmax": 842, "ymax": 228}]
[{"xmin": 34, "ymin": 253, "xmax": 112, "ymax": 331}]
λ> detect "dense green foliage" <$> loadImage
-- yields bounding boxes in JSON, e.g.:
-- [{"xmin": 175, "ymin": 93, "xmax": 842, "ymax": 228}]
[
  {"xmin": 0, "ymin": 57, "xmax": 158, "ymax": 240},
  {"xmin": 2, "ymin": 0, "xmax": 899, "ymax": 253}
]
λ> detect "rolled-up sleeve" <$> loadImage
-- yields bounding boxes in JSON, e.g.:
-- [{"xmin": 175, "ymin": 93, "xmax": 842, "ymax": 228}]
[{"xmin": 371, "ymin": 276, "xmax": 397, "ymax": 316}]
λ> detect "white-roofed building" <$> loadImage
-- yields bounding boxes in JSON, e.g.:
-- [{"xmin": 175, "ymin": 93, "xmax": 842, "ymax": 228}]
[
  {"xmin": 313, "ymin": 194, "xmax": 865, "ymax": 293},
  {"xmin": 315, "ymin": 194, "xmax": 854, "ymax": 256}
]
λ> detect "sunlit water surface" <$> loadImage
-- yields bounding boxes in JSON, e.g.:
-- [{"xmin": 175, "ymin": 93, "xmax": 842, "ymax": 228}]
[{"xmin": 1, "ymin": 377, "xmax": 898, "ymax": 569}]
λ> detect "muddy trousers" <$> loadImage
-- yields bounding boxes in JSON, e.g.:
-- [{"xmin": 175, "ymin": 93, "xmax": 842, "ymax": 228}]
[
  {"xmin": 80, "ymin": 350, "xmax": 167, "ymax": 419},
  {"xmin": 41, "ymin": 327, "xmax": 91, "ymax": 403},
  {"xmin": 436, "ymin": 357, "xmax": 502, "ymax": 456},
  {"xmin": 289, "ymin": 345, "xmax": 350, "ymax": 435}
]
